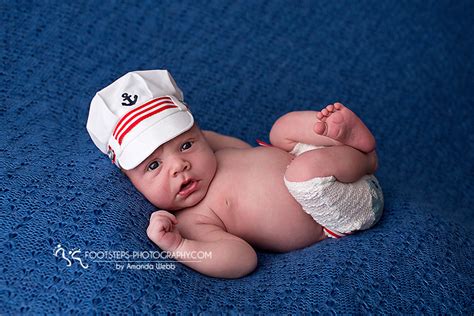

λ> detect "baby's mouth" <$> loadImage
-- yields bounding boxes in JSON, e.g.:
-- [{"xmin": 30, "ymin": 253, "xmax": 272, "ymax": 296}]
[{"xmin": 178, "ymin": 179, "xmax": 198, "ymax": 196}]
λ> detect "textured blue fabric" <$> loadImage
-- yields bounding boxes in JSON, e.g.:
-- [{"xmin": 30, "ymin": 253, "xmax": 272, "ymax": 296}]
[{"xmin": 1, "ymin": 0, "xmax": 473, "ymax": 313}]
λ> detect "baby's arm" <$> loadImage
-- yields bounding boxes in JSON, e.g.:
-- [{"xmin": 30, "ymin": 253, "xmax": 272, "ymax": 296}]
[
  {"xmin": 147, "ymin": 210, "xmax": 257, "ymax": 278},
  {"xmin": 202, "ymin": 130, "xmax": 252, "ymax": 151}
]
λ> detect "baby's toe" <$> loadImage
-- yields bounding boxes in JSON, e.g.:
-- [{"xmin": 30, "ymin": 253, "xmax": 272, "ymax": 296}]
[{"xmin": 314, "ymin": 121, "xmax": 327, "ymax": 135}]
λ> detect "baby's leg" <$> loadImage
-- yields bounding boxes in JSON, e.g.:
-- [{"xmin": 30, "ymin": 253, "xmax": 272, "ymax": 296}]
[
  {"xmin": 285, "ymin": 145, "xmax": 377, "ymax": 183},
  {"xmin": 314, "ymin": 103, "xmax": 375, "ymax": 153},
  {"xmin": 270, "ymin": 103, "xmax": 375, "ymax": 153},
  {"xmin": 270, "ymin": 110, "xmax": 342, "ymax": 152}
]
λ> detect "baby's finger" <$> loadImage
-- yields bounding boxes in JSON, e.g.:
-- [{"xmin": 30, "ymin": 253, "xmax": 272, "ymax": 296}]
[
  {"xmin": 162, "ymin": 218, "xmax": 173, "ymax": 232},
  {"xmin": 149, "ymin": 211, "xmax": 160, "ymax": 221},
  {"xmin": 161, "ymin": 216, "xmax": 173, "ymax": 227},
  {"xmin": 150, "ymin": 210, "xmax": 169, "ymax": 218},
  {"xmin": 155, "ymin": 210, "xmax": 178, "ymax": 224},
  {"xmin": 150, "ymin": 210, "xmax": 172, "ymax": 224},
  {"xmin": 168, "ymin": 221, "xmax": 176, "ymax": 232},
  {"xmin": 147, "ymin": 219, "xmax": 167, "ymax": 239}
]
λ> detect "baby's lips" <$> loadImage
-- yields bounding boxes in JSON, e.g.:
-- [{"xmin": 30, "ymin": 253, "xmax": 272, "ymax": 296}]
[{"xmin": 178, "ymin": 179, "xmax": 198, "ymax": 196}]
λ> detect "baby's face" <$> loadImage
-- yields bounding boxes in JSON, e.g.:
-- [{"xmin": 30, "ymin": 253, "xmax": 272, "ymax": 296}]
[{"xmin": 124, "ymin": 125, "xmax": 217, "ymax": 210}]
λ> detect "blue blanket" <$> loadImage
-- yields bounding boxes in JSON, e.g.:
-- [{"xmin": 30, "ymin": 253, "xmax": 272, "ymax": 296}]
[{"xmin": 1, "ymin": 0, "xmax": 472, "ymax": 313}]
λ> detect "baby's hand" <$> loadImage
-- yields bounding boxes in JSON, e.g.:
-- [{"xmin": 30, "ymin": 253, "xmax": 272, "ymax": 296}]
[{"xmin": 147, "ymin": 211, "xmax": 183, "ymax": 251}]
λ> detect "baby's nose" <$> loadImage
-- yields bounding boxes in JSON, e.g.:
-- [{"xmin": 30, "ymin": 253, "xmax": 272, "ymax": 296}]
[{"xmin": 171, "ymin": 158, "xmax": 190, "ymax": 176}]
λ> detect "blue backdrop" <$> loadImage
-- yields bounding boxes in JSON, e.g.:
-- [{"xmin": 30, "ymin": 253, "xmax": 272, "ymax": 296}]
[{"xmin": 1, "ymin": 0, "xmax": 472, "ymax": 313}]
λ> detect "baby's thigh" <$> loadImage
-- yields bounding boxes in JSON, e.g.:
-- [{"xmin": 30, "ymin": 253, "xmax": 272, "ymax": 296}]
[
  {"xmin": 270, "ymin": 111, "xmax": 318, "ymax": 147},
  {"xmin": 270, "ymin": 111, "xmax": 341, "ymax": 150},
  {"xmin": 285, "ymin": 149, "xmax": 335, "ymax": 182}
]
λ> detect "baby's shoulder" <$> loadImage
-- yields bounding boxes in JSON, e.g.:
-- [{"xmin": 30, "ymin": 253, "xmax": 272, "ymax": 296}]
[{"xmin": 175, "ymin": 205, "xmax": 226, "ymax": 236}]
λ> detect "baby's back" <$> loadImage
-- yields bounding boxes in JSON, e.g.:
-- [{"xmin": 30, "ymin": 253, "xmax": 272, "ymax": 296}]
[{"xmin": 202, "ymin": 146, "xmax": 325, "ymax": 252}]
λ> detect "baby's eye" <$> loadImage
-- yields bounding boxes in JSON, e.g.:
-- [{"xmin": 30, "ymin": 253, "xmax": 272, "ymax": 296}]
[
  {"xmin": 180, "ymin": 141, "xmax": 194, "ymax": 151},
  {"xmin": 147, "ymin": 161, "xmax": 161, "ymax": 171}
]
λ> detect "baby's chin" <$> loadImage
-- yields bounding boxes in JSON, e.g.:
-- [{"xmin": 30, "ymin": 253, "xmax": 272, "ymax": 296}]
[{"xmin": 155, "ymin": 190, "xmax": 207, "ymax": 211}]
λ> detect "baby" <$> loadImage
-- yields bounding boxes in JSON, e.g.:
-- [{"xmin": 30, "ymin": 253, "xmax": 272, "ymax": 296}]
[{"xmin": 87, "ymin": 70, "xmax": 383, "ymax": 278}]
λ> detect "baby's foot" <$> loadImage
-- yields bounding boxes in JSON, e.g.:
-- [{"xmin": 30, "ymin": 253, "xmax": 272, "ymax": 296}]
[{"xmin": 314, "ymin": 103, "xmax": 376, "ymax": 153}]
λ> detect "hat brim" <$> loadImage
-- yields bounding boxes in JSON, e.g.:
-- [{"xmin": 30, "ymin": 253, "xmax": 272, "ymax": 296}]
[{"xmin": 118, "ymin": 111, "xmax": 194, "ymax": 170}]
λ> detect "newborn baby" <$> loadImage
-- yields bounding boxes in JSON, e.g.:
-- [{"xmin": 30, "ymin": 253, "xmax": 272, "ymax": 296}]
[{"xmin": 87, "ymin": 70, "xmax": 383, "ymax": 278}]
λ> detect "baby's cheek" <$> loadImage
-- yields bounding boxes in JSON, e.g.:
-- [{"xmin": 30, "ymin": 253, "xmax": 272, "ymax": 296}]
[
  {"xmin": 148, "ymin": 189, "xmax": 175, "ymax": 210},
  {"xmin": 147, "ymin": 191, "xmax": 165, "ymax": 207}
]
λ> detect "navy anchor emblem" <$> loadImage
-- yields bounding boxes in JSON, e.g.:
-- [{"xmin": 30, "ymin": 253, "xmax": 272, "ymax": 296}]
[{"xmin": 121, "ymin": 93, "xmax": 138, "ymax": 106}]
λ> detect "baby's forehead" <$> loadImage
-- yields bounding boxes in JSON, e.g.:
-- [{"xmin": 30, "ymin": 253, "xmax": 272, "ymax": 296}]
[
  {"xmin": 146, "ymin": 125, "xmax": 200, "ymax": 156},
  {"xmin": 168, "ymin": 125, "xmax": 200, "ymax": 144}
]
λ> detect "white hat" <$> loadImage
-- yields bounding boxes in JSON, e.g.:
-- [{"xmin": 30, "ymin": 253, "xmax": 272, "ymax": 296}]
[{"xmin": 86, "ymin": 70, "xmax": 194, "ymax": 170}]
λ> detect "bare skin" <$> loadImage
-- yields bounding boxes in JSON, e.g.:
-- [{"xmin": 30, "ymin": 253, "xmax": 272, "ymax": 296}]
[
  {"xmin": 314, "ymin": 102, "xmax": 376, "ymax": 153},
  {"xmin": 124, "ymin": 103, "xmax": 377, "ymax": 278}
]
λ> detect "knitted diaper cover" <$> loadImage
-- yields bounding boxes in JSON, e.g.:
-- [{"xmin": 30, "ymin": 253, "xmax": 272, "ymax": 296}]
[{"xmin": 284, "ymin": 143, "xmax": 384, "ymax": 238}]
